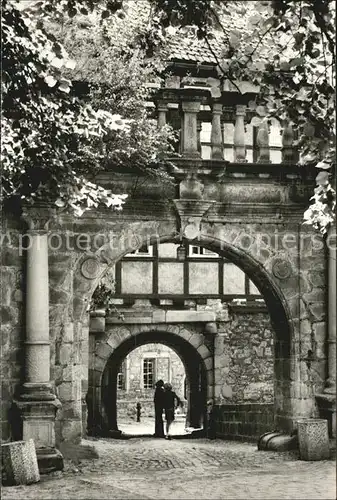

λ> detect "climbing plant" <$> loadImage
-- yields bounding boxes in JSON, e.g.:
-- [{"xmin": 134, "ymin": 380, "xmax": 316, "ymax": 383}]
[
  {"xmin": 48, "ymin": 8, "xmax": 177, "ymax": 176},
  {"xmin": 89, "ymin": 268, "xmax": 124, "ymax": 319},
  {"xmin": 1, "ymin": 0, "xmax": 130, "ymax": 216},
  {"xmin": 1, "ymin": 0, "xmax": 175, "ymax": 217}
]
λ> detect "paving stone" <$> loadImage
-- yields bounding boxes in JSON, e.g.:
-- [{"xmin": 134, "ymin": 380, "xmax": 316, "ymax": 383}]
[{"xmin": 2, "ymin": 438, "xmax": 335, "ymax": 499}]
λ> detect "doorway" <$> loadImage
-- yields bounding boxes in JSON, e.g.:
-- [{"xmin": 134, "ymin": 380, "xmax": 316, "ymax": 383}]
[
  {"xmin": 115, "ymin": 342, "xmax": 188, "ymax": 435},
  {"xmin": 99, "ymin": 330, "xmax": 207, "ymax": 436}
]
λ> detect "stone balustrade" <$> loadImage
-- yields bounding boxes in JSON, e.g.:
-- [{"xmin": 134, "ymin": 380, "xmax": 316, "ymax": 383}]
[{"xmin": 155, "ymin": 87, "xmax": 298, "ymax": 165}]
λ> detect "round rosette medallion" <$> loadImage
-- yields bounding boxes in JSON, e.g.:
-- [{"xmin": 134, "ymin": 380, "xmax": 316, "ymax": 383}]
[
  {"xmin": 81, "ymin": 257, "xmax": 101, "ymax": 280},
  {"xmin": 272, "ymin": 258, "xmax": 292, "ymax": 280}
]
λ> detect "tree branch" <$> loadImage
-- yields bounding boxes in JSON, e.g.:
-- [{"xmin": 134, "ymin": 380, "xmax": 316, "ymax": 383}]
[
  {"xmin": 244, "ymin": 24, "xmax": 274, "ymax": 63},
  {"xmin": 203, "ymin": 34, "xmax": 242, "ymax": 94},
  {"xmin": 312, "ymin": 4, "xmax": 336, "ymax": 64},
  {"xmin": 208, "ymin": 5, "xmax": 230, "ymax": 44}
]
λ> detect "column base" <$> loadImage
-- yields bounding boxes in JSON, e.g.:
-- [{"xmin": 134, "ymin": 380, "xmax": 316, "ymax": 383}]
[
  {"xmin": 13, "ymin": 397, "xmax": 64, "ymax": 473},
  {"xmin": 315, "ymin": 393, "xmax": 336, "ymax": 438},
  {"xmin": 20, "ymin": 382, "xmax": 56, "ymax": 401},
  {"xmin": 36, "ymin": 447, "xmax": 64, "ymax": 474},
  {"xmin": 182, "ymin": 152, "xmax": 201, "ymax": 159}
]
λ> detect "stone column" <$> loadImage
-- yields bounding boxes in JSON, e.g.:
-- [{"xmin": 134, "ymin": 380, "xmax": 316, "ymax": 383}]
[
  {"xmin": 326, "ymin": 226, "xmax": 336, "ymax": 394},
  {"xmin": 181, "ymin": 100, "xmax": 201, "ymax": 158},
  {"xmin": 233, "ymin": 104, "xmax": 247, "ymax": 162},
  {"xmin": 257, "ymin": 118, "xmax": 271, "ymax": 163},
  {"xmin": 316, "ymin": 227, "xmax": 336, "ymax": 437},
  {"xmin": 211, "ymin": 102, "xmax": 223, "ymax": 160},
  {"xmin": 157, "ymin": 101, "xmax": 167, "ymax": 129},
  {"xmin": 14, "ymin": 207, "xmax": 63, "ymax": 472}
]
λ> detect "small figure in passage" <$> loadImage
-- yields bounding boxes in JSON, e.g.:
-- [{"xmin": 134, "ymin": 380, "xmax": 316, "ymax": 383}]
[
  {"xmin": 136, "ymin": 402, "xmax": 141, "ymax": 423},
  {"xmin": 206, "ymin": 399, "xmax": 216, "ymax": 440},
  {"xmin": 163, "ymin": 382, "xmax": 183, "ymax": 440},
  {"xmin": 154, "ymin": 379, "xmax": 165, "ymax": 437}
]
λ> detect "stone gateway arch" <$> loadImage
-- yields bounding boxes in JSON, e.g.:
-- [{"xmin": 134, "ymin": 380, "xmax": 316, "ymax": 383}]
[
  {"xmin": 2, "ymin": 97, "xmax": 335, "ymax": 471},
  {"xmin": 3, "ymin": 178, "xmax": 335, "ymax": 470}
]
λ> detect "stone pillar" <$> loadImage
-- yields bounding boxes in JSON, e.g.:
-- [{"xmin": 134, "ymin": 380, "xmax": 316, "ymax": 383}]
[
  {"xmin": 257, "ymin": 118, "xmax": 271, "ymax": 163},
  {"xmin": 316, "ymin": 227, "xmax": 336, "ymax": 437},
  {"xmin": 157, "ymin": 100, "xmax": 167, "ymax": 129},
  {"xmin": 325, "ymin": 226, "xmax": 336, "ymax": 394},
  {"xmin": 211, "ymin": 102, "xmax": 223, "ymax": 160},
  {"xmin": 181, "ymin": 100, "xmax": 201, "ymax": 158},
  {"xmin": 233, "ymin": 104, "xmax": 247, "ymax": 162},
  {"xmin": 14, "ymin": 207, "xmax": 63, "ymax": 472}
]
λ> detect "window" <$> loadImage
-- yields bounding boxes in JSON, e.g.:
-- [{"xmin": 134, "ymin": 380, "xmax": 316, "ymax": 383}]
[
  {"xmin": 189, "ymin": 246, "xmax": 218, "ymax": 258},
  {"xmin": 117, "ymin": 361, "xmax": 126, "ymax": 390},
  {"xmin": 125, "ymin": 244, "xmax": 153, "ymax": 257},
  {"xmin": 143, "ymin": 358, "xmax": 155, "ymax": 389}
]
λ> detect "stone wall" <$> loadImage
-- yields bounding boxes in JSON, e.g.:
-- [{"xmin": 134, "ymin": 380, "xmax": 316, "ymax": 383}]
[
  {"xmin": 210, "ymin": 305, "xmax": 275, "ymax": 439},
  {"xmin": 1, "ymin": 221, "xmax": 25, "ymax": 442},
  {"xmin": 117, "ymin": 343, "xmax": 185, "ymax": 420},
  {"xmin": 214, "ymin": 403, "xmax": 274, "ymax": 441},
  {"xmin": 214, "ymin": 306, "xmax": 274, "ymax": 404},
  {"xmin": 0, "ymin": 194, "xmax": 330, "ymax": 446}
]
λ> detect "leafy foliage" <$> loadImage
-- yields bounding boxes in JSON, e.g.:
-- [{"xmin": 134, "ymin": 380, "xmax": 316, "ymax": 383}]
[
  {"xmin": 89, "ymin": 273, "xmax": 115, "ymax": 313},
  {"xmin": 89, "ymin": 269, "xmax": 124, "ymax": 319},
  {"xmin": 149, "ymin": 0, "xmax": 336, "ymax": 233},
  {"xmin": 1, "ymin": 0, "xmax": 132, "ymax": 216},
  {"xmin": 1, "ymin": 0, "xmax": 176, "ymax": 217},
  {"xmin": 49, "ymin": 10, "xmax": 177, "ymax": 177}
]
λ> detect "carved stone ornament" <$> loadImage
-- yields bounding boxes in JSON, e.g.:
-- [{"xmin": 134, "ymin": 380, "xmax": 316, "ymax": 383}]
[
  {"xmin": 272, "ymin": 258, "xmax": 292, "ymax": 280},
  {"xmin": 81, "ymin": 257, "xmax": 101, "ymax": 280},
  {"xmin": 21, "ymin": 205, "xmax": 57, "ymax": 232},
  {"xmin": 173, "ymin": 199, "xmax": 214, "ymax": 240},
  {"xmin": 184, "ymin": 219, "xmax": 201, "ymax": 240}
]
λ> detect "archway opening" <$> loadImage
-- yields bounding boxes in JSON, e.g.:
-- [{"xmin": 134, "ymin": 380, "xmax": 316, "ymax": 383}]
[
  {"xmin": 100, "ymin": 331, "xmax": 207, "ymax": 436},
  {"xmin": 85, "ymin": 236, "xmax": 293, "ymax": 438},
  {"xmin": 116, "ymin": 342, "xmax": 188, "ymax": 436}
]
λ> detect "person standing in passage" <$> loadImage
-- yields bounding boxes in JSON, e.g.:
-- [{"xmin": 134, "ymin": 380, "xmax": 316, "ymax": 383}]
[
  {"xmin": 154, "ymin": 379, "xmax": 165, "ymax": 437},
  {"xmin": 163, "ymin": 382, "xmax": 182, "ymax": 440}
]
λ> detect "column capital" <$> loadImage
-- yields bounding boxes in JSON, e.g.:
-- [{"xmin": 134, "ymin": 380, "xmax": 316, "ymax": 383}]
[
  {"xmin": 212, "ymin": 102, "xmax": 223, "ymax": 114},
  {"xmin": 21, "ymin": 205, "xmax": 57, "ymax": 231},
  {"xmin": 235, "ymin": 104, "xmax": 246, "ymax": 116},
  {"xmin": 182, "ymin": 101, "xmax": 201, "ymax": 114},
  {"xmin": 157, "ymin": 100, "xmax": 168, "ymax": 112},
  {"xmin": 326, "ymin": 226, "xmax": 337, "ymax": 247}
]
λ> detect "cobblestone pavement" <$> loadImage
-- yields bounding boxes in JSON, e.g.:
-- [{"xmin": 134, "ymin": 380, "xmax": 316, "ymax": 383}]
[{"xmin": 2, "ymin": 438, "xmax": 336, "ymax": 500}]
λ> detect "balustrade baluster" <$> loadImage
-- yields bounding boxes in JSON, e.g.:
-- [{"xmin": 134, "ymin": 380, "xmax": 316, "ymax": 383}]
[
  {"xmin": 282, "ymin": 119, "xmax": 295, "ymax": 164},
  {"xmin": 257, "ymin": 118, "xmax": 271, "ymax": 163},
  {"xmin": 197, "ymin": 120, "xmax": 202, "ymax": 154},
  {"xmin": 157, "ymin": 101, "xmax": 168, "ymax": 129},
  {"xmin": 181, "ymin": 101, "xmax": 201, "ymax": 158},
  {"xmin": 234, "ymin": 104, "xmax": 247, "ymax": 162},
  {"xmin": 211, "ymin": 102, "xmax": 223, "ymax": 160}
]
